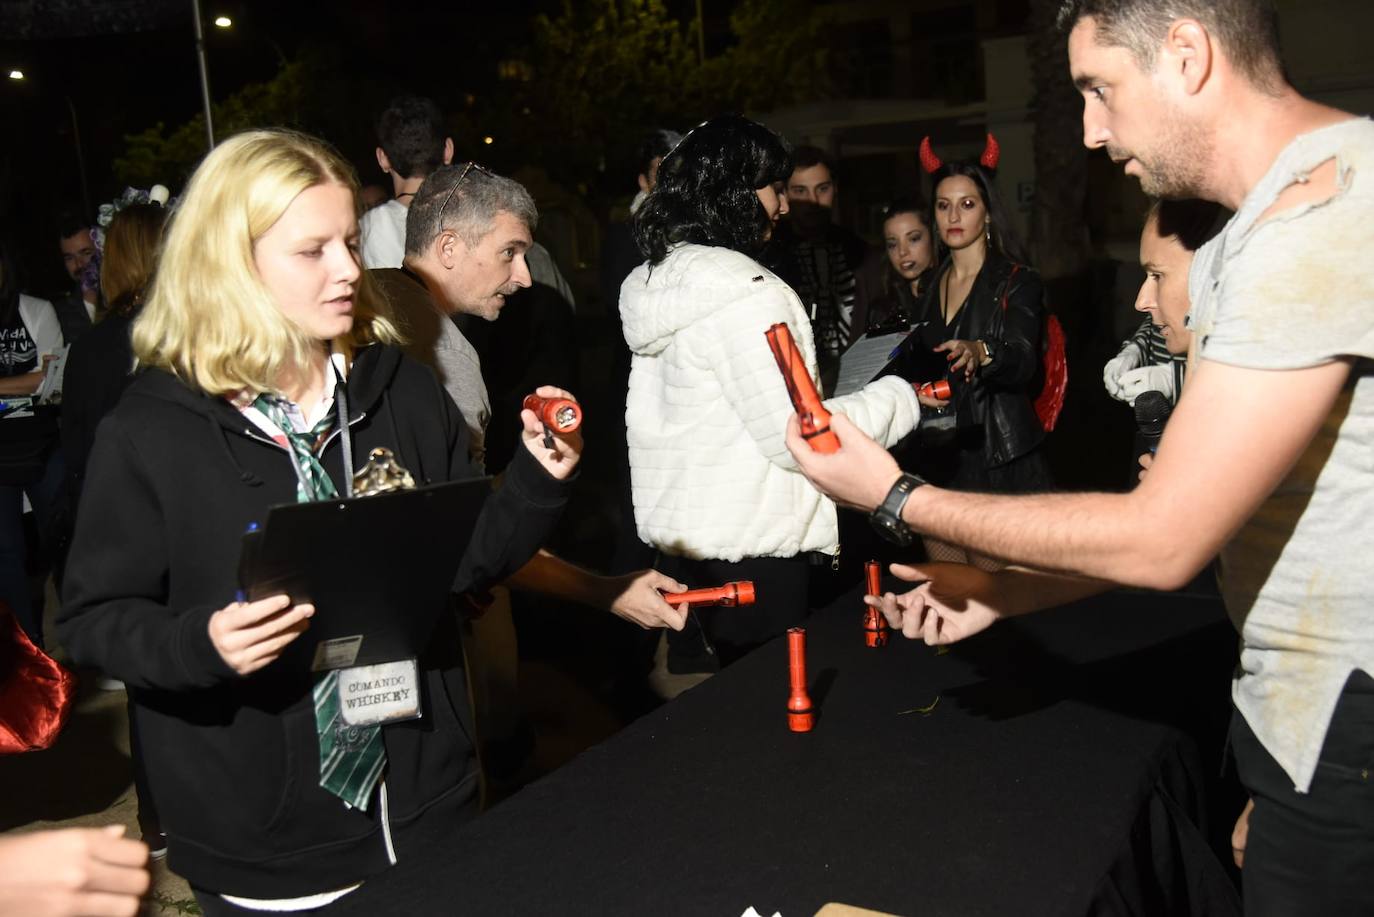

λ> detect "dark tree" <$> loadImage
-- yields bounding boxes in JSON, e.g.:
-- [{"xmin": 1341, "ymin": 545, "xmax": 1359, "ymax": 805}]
[{"xmin": 1026, "ymin": 0, "xmax": 1091, "ymax": 282}]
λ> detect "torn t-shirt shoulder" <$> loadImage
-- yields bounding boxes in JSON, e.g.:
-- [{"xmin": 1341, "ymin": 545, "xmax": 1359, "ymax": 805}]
[{"xmin": 1200, "ymin": 118, "xmax": 1374, "ymax": 369}]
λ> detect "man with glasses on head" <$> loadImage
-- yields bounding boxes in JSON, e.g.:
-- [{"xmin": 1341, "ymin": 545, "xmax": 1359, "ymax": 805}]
[
  {"xmin": 373, "ymin": 161, "xmax": 530, "ymax": 469},
  {"xmin": 786, "ymin": 2, "xmax": 1374, "ymax": 912}
]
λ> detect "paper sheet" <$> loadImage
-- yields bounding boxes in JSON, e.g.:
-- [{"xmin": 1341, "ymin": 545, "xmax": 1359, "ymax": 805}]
[{"xmin": 832, "ymin": 331, "xmax": 909, "ymax": 397}]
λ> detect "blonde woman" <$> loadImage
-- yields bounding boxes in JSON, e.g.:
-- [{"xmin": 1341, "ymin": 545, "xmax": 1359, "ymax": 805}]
[{"xmin": 57, "ymin": 130, "xmax": 579, "ymax": 913}]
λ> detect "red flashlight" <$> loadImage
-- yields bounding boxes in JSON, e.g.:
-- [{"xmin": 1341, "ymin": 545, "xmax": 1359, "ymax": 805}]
[
  {"xmin": 787, "ymin": 627, "xmax": 814, "ymax": 732},
  {"xmin": 661, "ymin": 581, "xmax": 756, "ymax": 607},
  {"xmin": 917, "ymin": 379, "xmax": 951, "ymax": 400},
  {"xmin": 764, "ymin": 323, "xmax": 839, "ymax": 454},
  {"xmin": 863, "ymin": 560, "xmax": 889, "ymax": 648},
  {"xmin": 523, "ymin": 393, "xmax": 582, "ymax": 433}
]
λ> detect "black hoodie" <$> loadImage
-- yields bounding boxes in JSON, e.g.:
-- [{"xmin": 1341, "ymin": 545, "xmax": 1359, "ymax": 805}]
[{"xmin": 57, "ymin": 343, "xmax": 569, "ymax": 898}]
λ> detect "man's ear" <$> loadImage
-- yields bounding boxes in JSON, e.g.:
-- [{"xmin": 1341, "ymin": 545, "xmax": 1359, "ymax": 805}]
[
  {"xmin": 442, "ymin": 138, "xmax": 455, "ymax": 166},
  {"xmin": 435, "ymin": 230, "xmax": 460, "ymax": 269},
  {"xmin": 376, "ymin": 147, "xmax": 392, "ymax": 175},
  {"xmin": 1166, "ymin": 19, "xmax": 1213, "ymax": 96}
]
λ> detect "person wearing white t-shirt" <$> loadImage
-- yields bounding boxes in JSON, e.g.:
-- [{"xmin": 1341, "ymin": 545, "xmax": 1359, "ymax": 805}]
[{"xmin": 0, "ymin": 241, "xmax": 65, "ymax": 646}]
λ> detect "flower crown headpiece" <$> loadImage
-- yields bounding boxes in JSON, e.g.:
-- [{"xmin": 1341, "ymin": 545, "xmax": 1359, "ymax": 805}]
[
  {"xmin": 79, "ymin": 185, "xmax": 172, "ymax": 295},
  {"xmin": 93, "ymin": 184, "xmax": 173, "ymax": 254}
]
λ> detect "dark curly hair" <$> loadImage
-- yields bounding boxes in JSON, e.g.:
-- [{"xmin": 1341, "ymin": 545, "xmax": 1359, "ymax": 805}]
[
  {"xmin": 634, "ymin": 115, "xmax": 792, "ymax": 266},
  {"xmin": 928, "ymin": 160, "xmax": 1029, "ymax": 266}
]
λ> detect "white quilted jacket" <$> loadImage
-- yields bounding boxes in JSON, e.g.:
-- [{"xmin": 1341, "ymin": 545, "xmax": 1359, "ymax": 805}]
[{"xmin": 620, "ymin": 243, "xmax": 919, "ymax": 561}]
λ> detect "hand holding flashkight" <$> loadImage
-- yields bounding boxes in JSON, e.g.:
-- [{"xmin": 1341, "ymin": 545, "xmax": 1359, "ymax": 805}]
[
  {"xmin": 660, "ymin": 581, "xmax": 756, "ymax": 607},
  {"xmin": 764, "ymin": 322, "xmax": 838, "ymax": 453},
  {"xmin": 917, "ymin": 379, "xmax": 951, "ymax": 400},
  {"xmin": 863, "ymin": 560, "xmax": 889, "ymax": 647},
  {"xmin": 523, "ymin": 393, "xmax": 583, "ymax": 433}
]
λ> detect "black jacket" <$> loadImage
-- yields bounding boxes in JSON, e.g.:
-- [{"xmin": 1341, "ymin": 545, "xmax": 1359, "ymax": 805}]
[
  {"xmin": 56, "ymin": 343, "xmax": 569, "ymax": 898},
  {"xmin": 60, "ymin": 312, "xmax": 135, "ymax": 498},
  {"xmin": 899, "ymin": 252, "xmax": 1046, "ymax": 468}
]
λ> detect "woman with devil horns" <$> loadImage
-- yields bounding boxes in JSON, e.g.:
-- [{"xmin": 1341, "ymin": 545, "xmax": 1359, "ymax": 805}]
[{"xmin": 894, "ymin": 134, "xmax": 1053, "ymax": 569}]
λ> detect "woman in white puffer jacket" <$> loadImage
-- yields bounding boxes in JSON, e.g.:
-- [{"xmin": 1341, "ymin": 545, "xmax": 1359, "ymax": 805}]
[{"xmin": 620, "ymin": 116, "xmax": 920, "ymax": 673}]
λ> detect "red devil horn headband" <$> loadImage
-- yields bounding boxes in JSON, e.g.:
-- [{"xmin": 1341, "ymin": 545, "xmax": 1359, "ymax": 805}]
[
  {"xmin": 918, "ymin": 136, "xmax": 942, "ymax": 174},
  {"xmin": 980, "ymin": 133, "xmax": 1001, "ymax": 170},
  {"xmin": 919, "ymin": 133, "xmax": 1001, "ymax": 173}
]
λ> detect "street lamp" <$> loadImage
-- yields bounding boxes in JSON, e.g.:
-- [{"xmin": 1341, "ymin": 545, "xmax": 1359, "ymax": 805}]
[
  {"xmin": 7, "ymin": 69, "xmax": 23, "ymax": 81},
  {"xmin": 192, "ymin": 0, "xmax": 216, "ymax": 149},
  {"xmin": 214, "ymin": 15, "xmax": 232, "ymax": 28}
]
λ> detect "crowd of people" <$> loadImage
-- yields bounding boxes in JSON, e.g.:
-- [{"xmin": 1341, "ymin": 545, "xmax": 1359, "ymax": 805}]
[{"xmin": 0, "ymin": 0, "xmax": 1369, "ymax": 914}]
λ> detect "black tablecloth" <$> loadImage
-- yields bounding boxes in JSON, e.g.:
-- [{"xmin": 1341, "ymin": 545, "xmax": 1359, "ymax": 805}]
[{"xmin": 352, "ymin": 587, "xmax": 1243, "ymax": 916}]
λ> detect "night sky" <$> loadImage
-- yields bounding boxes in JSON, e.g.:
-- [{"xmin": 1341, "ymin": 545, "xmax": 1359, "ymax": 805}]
[{"xmin": 2, "ymin": 0, "xmax": 620, "ymax": 291}]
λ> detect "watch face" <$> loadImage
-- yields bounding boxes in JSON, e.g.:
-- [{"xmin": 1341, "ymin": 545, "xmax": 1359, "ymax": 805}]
[{"xmin": 870, "ymin": 513, "xmax": 913, "ymax": 547}]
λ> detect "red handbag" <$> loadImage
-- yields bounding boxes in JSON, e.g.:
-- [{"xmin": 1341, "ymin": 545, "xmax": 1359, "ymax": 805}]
[
  {"xmin": 998, "ymin": 264, "xmax": 1069, "ymax": 433},
  {"xmin": 0, "ymin": 602, "xmax": 77, "ymax": 754}
]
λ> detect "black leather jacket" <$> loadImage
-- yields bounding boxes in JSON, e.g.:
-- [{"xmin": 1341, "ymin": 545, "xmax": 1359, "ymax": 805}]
[{"xmin": 897, "ymin": 251, "xmax": 1046, "ymax": 468}]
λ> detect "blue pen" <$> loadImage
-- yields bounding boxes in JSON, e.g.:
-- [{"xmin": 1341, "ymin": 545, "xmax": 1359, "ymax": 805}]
[{"xmin": 236, "ymin": 521, "xmax": 261, "ymax": 603}]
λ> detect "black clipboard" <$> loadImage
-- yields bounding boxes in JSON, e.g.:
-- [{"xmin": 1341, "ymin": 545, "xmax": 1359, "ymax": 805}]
[{"xmin": 239, "ymin": 477, "xmax": 491, "ymax": 670}]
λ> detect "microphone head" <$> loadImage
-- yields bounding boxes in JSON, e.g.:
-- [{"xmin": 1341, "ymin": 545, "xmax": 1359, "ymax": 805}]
[{"xmin": 1133, "ymin": 390, "xmax": 1172, "ymax": 435}]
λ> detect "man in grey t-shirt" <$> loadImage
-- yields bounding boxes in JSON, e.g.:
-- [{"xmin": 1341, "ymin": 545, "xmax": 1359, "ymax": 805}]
[{"xmin": 784, "ymin": 2, "xmax": 1374, "ymax": 912}]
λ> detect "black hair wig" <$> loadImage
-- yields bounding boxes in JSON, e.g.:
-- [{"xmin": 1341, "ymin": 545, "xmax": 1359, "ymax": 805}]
[{"xmin": 633, "ymin": 115, "xmax": 793, "ymax": 265}]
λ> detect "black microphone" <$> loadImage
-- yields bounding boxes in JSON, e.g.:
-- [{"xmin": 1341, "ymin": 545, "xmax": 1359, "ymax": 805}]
[{"xmin": 1133, "ymin": 390, "xmax": 1172, "ymax": 460}]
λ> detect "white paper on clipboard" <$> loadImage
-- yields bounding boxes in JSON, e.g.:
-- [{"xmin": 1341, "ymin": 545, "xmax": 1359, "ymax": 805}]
[
  {"xmin": 832, "ymin": 331, "xmax": 910, "ymax": 397},
  {"xmin": 34, "ymin": 345, "xmax": 70, "ymax": 405}
]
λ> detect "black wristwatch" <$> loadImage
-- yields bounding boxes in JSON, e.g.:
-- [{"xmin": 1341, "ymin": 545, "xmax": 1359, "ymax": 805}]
[{"xmin": 869, "ymin": 472, "xmax": 925, "ymax": 546}]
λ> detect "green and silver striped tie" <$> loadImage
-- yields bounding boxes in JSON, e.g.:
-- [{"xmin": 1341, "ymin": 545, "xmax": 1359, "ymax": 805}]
[{"xmin": 254, "ymin": 394, "xmax": 386, "ymax": 811}]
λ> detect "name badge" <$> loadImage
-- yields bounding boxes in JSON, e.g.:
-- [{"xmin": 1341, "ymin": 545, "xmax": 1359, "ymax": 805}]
[{"xmin": 336, "ymin": 659, "xmax": 422, "ymax": 727}]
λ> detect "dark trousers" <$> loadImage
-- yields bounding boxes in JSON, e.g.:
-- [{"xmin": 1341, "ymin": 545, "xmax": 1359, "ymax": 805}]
[
  {"xmin": 657, "ymin": 553, "xmax": 810, "ymax": 670},
  {"xmin": 0, "ymin": 450, "xmax": 65, "ymax": 647},
  {"xmin": 1232, "ymin": 669, "xmax": 1374, "ymax": 917}
]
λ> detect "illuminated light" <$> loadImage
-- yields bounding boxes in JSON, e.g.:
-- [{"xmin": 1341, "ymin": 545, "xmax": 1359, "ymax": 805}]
[
  {"xmin": 482, "ymin": 136, "xmax": 494, "ymax": 145},
  {"xmin": 214, "ymin": 15, "xmax": 232, "ymax": 28},
  {"xmin": 7, "ymin": 69, "xmax": 24, "ymax": 81}
]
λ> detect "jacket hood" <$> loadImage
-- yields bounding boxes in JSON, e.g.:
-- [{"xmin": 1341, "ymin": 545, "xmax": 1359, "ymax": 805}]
[{"xmin": 619, "ymin": 244, "xmax": 782, "ymax": 356}]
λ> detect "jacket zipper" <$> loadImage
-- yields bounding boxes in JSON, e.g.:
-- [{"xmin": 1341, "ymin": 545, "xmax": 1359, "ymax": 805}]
[
  {"xmin": 379, "ymin": 781, "xmax": 397, "ymax": 865},
  {"xmin": 320, "ymin": 410, "xmax": 367, "ymax": 451}
]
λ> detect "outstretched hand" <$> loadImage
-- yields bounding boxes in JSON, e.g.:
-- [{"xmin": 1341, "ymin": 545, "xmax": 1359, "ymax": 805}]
[
  {"xmin": 865, "ymin": 562, "xmax": 1004, "ymax": 645},
  {"xmin": 520, "ymin": 385, "xmax": 584, "ymax": 480},
  {"xmin": 785, "ymin": 411, "xmax": 902, "ymax": 512}
]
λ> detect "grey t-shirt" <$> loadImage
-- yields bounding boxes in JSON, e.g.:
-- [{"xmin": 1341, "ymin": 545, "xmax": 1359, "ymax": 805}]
[
  {"xmin": 370, "ymin": 268, "xmax": 491, "ymax": 472},
  {"xmin": 1189, "ymin": 117, "xmax": 1374, "ymax": 792}
]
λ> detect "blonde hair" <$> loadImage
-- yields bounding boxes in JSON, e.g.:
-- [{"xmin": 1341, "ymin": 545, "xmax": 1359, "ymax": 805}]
[
  {"xmin": 133, "ymin": 129, "xmax": 401, "ymax": 396},
  {"xmin": 100, "ymin": 203, "xmax": 167, "ymax": 318}
]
